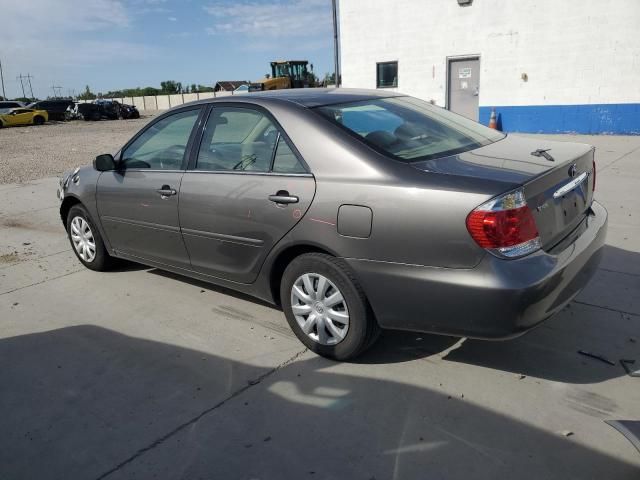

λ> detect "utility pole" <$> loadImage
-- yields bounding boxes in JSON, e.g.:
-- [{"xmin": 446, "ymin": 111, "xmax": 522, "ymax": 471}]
[
  {"xmin": 25, "ymin": 74, "xmax": 34, "ymax": 99},
  {"xmin": 51, "ymin": 85, "xmax": 62, "ymax": 99},
  {"xmin": 17, "ymin": 73, "xmax": 26, "ymax": 98},
  {"xmin": 331, "ymin": 0, "xmax": 340, "ymax": 87},
  {"xmin": 0, "ymin": 58, "xmax": 6, "ymax": 99}
]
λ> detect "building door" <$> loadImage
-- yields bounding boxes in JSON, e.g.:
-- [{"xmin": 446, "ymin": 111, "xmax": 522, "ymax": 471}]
[{"xmin": 447, "ymin": 57, "xmax": 480, "ymax": 121}]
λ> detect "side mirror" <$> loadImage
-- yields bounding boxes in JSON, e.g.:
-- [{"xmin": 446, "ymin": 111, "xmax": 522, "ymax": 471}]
[{"xmin": 94, "ymin": 153, "xmax": 116, "ymax": 171}]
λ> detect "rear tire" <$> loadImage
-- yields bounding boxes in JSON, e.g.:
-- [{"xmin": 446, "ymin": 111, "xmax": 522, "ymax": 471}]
[
  {"xmin": 280, "ymin": 253, "xmax": 380, "ymax": 360},
  {"xmin": 66, "ymin": 204, "xmax": 114, "ymax": 271},
  {"xmin": 33, "ymin": 116, "xmax": 45, "ymax": 125}
]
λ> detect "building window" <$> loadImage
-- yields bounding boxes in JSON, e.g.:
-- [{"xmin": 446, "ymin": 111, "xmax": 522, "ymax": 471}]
[{"xmin": 376, "ymin": 61, "xmax": 398, "ymax": 88}]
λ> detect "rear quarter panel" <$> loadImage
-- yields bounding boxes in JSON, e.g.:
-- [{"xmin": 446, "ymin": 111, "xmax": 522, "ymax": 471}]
[{"xmin": 257, "ymin": 100, "xmax": 497, "ymax": 269}]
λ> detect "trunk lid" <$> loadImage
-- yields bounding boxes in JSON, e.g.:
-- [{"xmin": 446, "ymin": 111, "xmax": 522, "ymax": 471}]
[{"xmin": 411, "ymin": 134, "xmax": 595, "ymax": 250}]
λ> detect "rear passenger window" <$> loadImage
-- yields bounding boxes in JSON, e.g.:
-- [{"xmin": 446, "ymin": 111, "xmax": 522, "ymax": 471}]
[
  {"xmin": 196, "ymin": 108, "xmax": 278, "ymax": 172},
  {"xmin": 272, "ymin": 137, "xmax": 306, "ymax": 174}
]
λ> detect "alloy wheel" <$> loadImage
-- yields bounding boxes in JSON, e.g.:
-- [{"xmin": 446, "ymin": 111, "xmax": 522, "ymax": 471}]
[
  {"xmin": 70, "ymin": 216, "xmax": 96, "ymax": 262},
  {"xmin": 290, "ymin": 273, "xmax": 350, "ymax": 345}
]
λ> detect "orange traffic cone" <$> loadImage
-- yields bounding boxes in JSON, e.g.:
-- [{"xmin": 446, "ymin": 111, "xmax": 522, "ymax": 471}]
[{"xmin": 488, "ymin": 108, "xmax": 498, "ymax": 129}]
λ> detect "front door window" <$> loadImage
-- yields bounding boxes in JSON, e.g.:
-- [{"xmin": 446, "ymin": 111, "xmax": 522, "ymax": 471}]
[{"xmin": 121, "ymin": 109, "xmax": 200, "ymax": 170}]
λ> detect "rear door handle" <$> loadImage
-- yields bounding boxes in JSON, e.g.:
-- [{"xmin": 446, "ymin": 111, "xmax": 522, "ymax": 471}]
[
  {"xmin": 268, "ymin": 193, "xmax": 299, "ymax": 204},
  {"xmin": 156, "ymin": 185, "xmax": 177, "ymax": 198}
]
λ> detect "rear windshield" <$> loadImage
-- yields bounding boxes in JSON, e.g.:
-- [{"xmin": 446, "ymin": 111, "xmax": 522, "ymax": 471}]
[{"xmin": 315, "ymin": 97, "xmax": 505, "ymax": 162}]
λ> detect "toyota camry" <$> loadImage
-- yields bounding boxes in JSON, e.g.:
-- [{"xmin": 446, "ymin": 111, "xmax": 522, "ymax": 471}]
[{"xmin": 57, "ymin": 89, "xmax": 607, "ymax": 360}]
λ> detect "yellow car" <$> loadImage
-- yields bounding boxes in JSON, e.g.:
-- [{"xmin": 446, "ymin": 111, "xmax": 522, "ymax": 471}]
[{"xmin": 0, "ymin": 107, "xmax": 48, "ymax": 128}]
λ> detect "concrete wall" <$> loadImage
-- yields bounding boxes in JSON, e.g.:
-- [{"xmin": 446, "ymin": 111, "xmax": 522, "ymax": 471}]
[
  {"xmin": 339, "ymin": 0, "xmax": 640, "ymax": 133},
  {"xmin": 156, "ymin": 95, "xmax": 171, "ymax": 110},
  {"xmin": 182, "ymin": 93, "xmax": 199, "ymax": 103},
  {"xmin": 100, "ymin": 91, "xmax": 242, "ymax": 113},
  {"xmin": 132, "ymin": 97, "xmax": 145, "ymax": 111}
]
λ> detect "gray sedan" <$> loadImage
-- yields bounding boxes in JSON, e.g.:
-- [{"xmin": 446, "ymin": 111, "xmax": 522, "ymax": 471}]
[{"xmin": 57, "ymin": 89, "xmax": 607, "ymax": 360}]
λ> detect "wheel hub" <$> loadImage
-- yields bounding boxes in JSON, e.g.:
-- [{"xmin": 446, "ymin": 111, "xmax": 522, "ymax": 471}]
[
  {"xmin": 290, "ymin": 273, "xmax": 349, "ymax": 346},
  {"xmin": 70, "ymin": 216, "xmax": 96, "ymax": 263}
]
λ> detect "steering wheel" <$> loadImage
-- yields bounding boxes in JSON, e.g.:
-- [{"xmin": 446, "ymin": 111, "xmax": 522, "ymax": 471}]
[{"xmin": 159, "ymin": 145, "xmax": 185, "ymax": 170}]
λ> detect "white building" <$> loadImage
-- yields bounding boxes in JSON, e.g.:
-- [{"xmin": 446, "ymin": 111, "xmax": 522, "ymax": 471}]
[{"xmin": 338, "ymin": 0, "xmax": 640, "ymax": 134}]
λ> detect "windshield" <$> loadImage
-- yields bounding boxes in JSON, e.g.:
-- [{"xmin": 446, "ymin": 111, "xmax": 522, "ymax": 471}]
[
  {"xmin": 272, "ymin": 63, "xmax": 290, "ymax": 78},
  {"xmin": 316, "ymin": 96, "xmax": 505, "ymax": 162}
]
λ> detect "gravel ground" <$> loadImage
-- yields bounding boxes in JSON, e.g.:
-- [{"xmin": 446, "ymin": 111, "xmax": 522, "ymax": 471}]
[{"xmin": 0, "ymin": 116, "xmax": 155, "ymax": 184}]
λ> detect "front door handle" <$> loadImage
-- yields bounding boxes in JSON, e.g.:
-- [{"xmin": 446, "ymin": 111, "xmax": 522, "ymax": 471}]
[
  {"xmin": 156, "ymin": 185, "xmax": 177, "ymax": 198},
  {"xmin": 269, "ymin": 191, "xmax": 299, "ymax": 204}
]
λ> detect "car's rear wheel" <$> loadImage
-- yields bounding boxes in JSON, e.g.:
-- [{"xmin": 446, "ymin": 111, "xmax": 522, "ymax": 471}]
[
  {"xmin": 281, "ymin": 253, "xmax": 380, "ymax": 360},
  {"xmin": 66, "ymin": 204, "xmax": 113, "ymax": 271},
  {"xmin": 33, "ymin": 116, "xmax": 45, "ymax": 125}
]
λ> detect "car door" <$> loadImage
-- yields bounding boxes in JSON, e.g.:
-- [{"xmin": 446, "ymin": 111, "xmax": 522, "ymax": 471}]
[
  {"xmin": 179, "ymin": 105, "xmax": 316, "ymax": 283},
  {"xmin": 7, "ymin": 109, "xmax": 32, "ymax": 126},
  {"xmin": 96, "ymin": 107, "xmax": 202, "ymax": 268}
]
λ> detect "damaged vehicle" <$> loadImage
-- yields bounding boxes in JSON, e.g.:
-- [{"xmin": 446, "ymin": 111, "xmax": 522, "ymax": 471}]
[
  {"xmin": 57, "ymin": 89, "xmax": 607, "ymax": 360},
  {"xmin": 118, "ymin": 102, "xmax": 140, "ymax": 119}
]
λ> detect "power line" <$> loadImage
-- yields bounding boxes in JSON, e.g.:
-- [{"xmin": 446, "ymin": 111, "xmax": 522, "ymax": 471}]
[
  {"xmin": 17, "ymin": 73, "xmax": 26, "ymax": 98},
  {"xmin": 51, "ymin": 85, "xmax": 63, "ymax": 99},
  {"xmin": 16, "ymin": 73, "xmax": 35, "ymax": 99},
  {"xmin": 25, "ymin": 74, "xmax": 34, "ymax": 99},
  {"xmin": 0, "ymin": 58, "xmax": 6, "ymax": 99}
]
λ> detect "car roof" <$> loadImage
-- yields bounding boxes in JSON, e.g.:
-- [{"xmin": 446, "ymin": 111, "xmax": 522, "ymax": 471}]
[{"xmin": 191, "ymin": 88, "xmax": 405, "ymax": 109}]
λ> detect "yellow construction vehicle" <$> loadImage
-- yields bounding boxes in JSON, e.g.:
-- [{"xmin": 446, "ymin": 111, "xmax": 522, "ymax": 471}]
[{"xmin": 249, "ymin": 60, "xmax": 316, "ymax": 92}]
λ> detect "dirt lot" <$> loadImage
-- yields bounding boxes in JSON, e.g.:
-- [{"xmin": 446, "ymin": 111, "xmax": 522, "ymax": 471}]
[{"xmin": 0, "ymin": 117, "xmax": 154, "ymax": 184}]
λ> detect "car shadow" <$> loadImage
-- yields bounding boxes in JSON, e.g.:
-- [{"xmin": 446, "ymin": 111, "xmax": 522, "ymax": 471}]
[
  {"xmin": 0, "ymin": 325, "xmax": 637, "ymax": 479},
  {"xmin": 107, "ymin": 258, "xmax": 148, "ymax": 272},
  {"xmin": 149, "ymin": 268, "xmax": 279, "ymax": 310},
  {"xmin": 354, "ymin": 330, "xmax": 461, "ymax": 364},
  {"xmin": 130, "ymin": 245, "xmax": 638, "ymax": 383},
  {"xmin": 440, "ymin": 245, "xmax": 638, "ymax": 384}
]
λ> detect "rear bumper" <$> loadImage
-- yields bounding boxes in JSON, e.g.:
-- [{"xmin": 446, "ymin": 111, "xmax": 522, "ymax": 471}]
[{"xmin": 346, "ymin": 201, "xmax": 608, "ymax": 339}]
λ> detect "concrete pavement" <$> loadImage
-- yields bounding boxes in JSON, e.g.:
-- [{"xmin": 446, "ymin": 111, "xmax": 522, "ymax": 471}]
[{"xmin": 1, "ymin": 134, "xmax": 639, "ymax": 479}]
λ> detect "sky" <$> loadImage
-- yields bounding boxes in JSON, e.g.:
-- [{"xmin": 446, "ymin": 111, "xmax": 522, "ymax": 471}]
[{"xmin": 0, "ymin": 0, "xmax": 335, "ymax": 99}]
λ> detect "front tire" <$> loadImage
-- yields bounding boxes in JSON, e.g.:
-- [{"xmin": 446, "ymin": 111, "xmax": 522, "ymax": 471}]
[
  {"xmin": 280, "ymin": 253, "xmax": 380, "ymax": 360},
  {"xmin": 66, "ymin": 204, "xmax": 113, "ymax": 271},
  {"xmin": 33, "ymin": 116, "xmax": 45, "ymax": 125}
]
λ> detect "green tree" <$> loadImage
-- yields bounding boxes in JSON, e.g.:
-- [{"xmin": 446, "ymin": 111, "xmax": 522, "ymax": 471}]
[
  {"xmin": 160, "ymin": 80, "xmax": 182, "ymax": 94},
  {"xmin": 78, "ymin": 85, "xmax": 96, "ymax": 100},
  {"xmin": 324, "ymin": 72, "xmax": 336, "ymax": 86}
]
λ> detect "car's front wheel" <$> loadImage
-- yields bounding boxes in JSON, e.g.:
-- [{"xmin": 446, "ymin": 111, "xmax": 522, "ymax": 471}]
[
  {"xmin": 280, "ymin": 253, "xmax": 380, "ymax": 360},
  {"xmin": 66, "ymin": 204, "xmax": 113, "ymax": 271},
  {"xmin": 33, "ymin": 116, "xmax": 45, "ymax": 125}
]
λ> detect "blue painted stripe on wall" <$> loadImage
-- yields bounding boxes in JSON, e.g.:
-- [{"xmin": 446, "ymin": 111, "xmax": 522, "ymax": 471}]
[{"xmin": 478, "ymin": 104, "xmax": 640, "ymax": 135}]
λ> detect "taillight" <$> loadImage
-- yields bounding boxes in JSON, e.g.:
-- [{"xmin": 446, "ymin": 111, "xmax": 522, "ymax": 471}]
[
  {"xmin": 592, "ymin": 159, "xmax": 596, "ymax": 192},
  {"xmin": 466, "ymin": 188, "xmax": 541, "ymax": 259}
]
